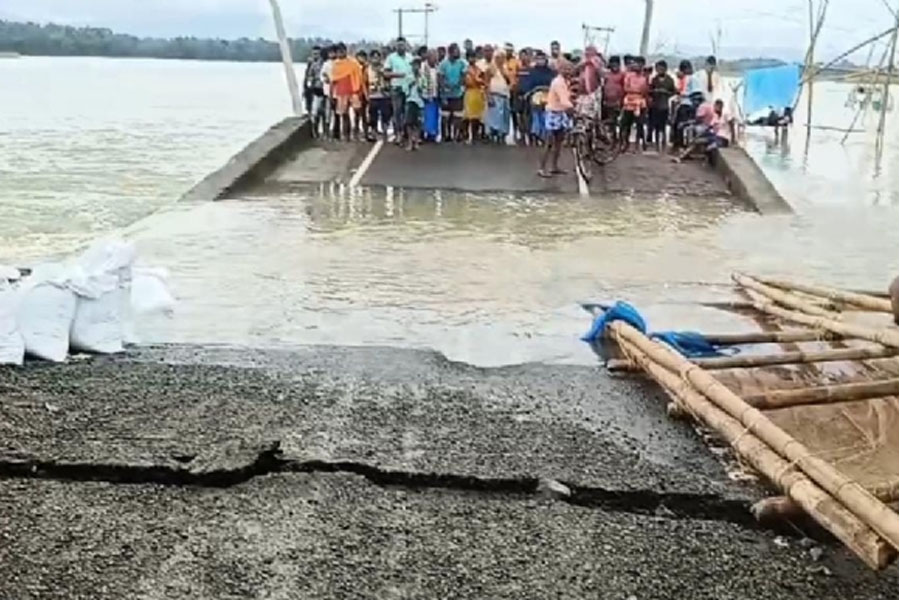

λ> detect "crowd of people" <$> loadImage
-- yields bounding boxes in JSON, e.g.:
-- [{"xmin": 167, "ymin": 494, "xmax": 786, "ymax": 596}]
[{"xmin": 301, "ymin": 37, "xmax": 737, "ymax": 173}]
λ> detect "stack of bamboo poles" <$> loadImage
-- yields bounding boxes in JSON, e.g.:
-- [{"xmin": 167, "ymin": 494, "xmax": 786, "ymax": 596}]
[{"xmin": 602, "ymin": 273, "xmax": 899, "ymax": 569}]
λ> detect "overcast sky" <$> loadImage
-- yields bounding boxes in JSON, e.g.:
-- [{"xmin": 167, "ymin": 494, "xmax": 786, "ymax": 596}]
[{"xmin": 2, "ymin": 0, "xmax": 896, "ymax": 61}]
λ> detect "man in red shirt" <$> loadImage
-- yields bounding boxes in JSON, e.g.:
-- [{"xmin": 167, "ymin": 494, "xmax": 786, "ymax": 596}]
[{"xmin": 602, "ymin": 55, "xmax": 625, "ymax": 141}]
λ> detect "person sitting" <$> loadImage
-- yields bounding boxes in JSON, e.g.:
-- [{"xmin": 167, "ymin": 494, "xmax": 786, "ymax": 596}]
[
  {"xmin": 672, "ymin": 98, "xmax": 730, "ymax": 163},
  {"xmin": 671, "ymin": 60, "xmax": 698, "ymax": 149}
]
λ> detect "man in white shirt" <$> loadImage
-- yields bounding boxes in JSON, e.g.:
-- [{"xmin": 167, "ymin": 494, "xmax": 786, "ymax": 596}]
[
  {"xmin": 695, "ymin": 55, "xmax": 722, "ymax": 103},
  {"xmin": 320, "ymin": 45, "xmax": 336, "ymax": 138}
]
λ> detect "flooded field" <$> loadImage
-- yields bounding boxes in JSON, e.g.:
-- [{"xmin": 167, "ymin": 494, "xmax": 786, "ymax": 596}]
[{"xmin": 1, "ymin": 57, "xmax": 897, "ymax": 366}]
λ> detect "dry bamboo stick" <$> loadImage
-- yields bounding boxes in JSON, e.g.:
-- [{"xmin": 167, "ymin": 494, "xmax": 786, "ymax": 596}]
[
  {"xmin": 614, "ymin": 333, "xmax": 895, "ymax": 569},
  {"xmin": 692, "ymin": 345, "xmax": 897, "ymax": 370},
  {"xmin": 754, "ymin": 276, "xmax": 894, "ymax": 313},
  {"xmin": 704, "ymin": 329, "xmax": 840, "ymax": 344},
  {"xmin": 610, "ymin": 321, "xmax": 900, "ymax": 551},
  {"xmin": 754, "ymin": 482, "xmax": 899, "ymax": 523},
  {"xmin": 741, "ymin": 287, "xmax": 900, "ymax": 348},
  {"xmin": 734, "ymin": 273, "xmax": 843, "ymax": 319},
  {"xmin": 743, "ymin": 379, "xmax": 899, "ymax": 410}
]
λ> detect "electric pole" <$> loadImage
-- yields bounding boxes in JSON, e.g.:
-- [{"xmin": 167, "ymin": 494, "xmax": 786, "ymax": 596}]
[
  {"xmin": 582, "ymin": 23, "xmax": 615, "ymax": 55},
  {"xmin": 639, "ymin": 0, "xmax": 654, "ymax": 56},
  {"xmin": 267, "ymin": 0, "xmax": 302, "ymax": 116},
  {"xmin": 393, "ymin": 3, "xmax": 438, "ymax": 46}
]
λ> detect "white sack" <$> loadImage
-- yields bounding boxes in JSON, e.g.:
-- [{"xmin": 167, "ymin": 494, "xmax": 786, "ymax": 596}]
[
  {"xmin": 69, "ymin": 271, "xmax": 125, "ymax": 354},
  {"xmin": 0, "ymin": 281, "xmax": 24, "ymax": 365},
  {"xmin": 131, "ymin": 267, "xmax": 175, "ymax": 315},
  {"xmin": 16, "ymin": 264, "xmax": 77, "ymax": 362}
]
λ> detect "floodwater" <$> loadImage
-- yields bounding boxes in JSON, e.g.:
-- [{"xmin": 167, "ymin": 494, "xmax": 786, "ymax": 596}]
[{"xmin": 1, "ymin": 57, "xmax": 898, "ymax": 366}]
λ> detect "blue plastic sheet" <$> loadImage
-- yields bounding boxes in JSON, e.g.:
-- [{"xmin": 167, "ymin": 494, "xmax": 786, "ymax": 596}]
[
  {"xmin": 743, "ymin": 64, "xmax": 801, "ymax": 116},
  {"xmin": 581, "ymin": 302, "xmax": 737, "ymax": 358}
]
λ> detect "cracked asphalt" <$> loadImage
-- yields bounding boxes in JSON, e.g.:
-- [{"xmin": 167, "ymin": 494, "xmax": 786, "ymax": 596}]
[{"xmin": 0, "ymin": 344, "xmax": 897, "ymax": 599}]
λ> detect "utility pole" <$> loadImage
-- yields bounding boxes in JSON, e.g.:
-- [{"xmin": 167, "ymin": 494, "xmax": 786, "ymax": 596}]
[
  {"xmin": 639, "ymin": 0, "xmax": 654, "ymax": 56},
  {"xmin": 582, "ymin": 23, "xmax": 615, "ymax": 55},
  {"xmin": 267, "ymin": 0, "xmax": 302, "ymax": 116},
  {"xmin": 393, "ymin": 3, "xmax": 438, "ymax": 45}
]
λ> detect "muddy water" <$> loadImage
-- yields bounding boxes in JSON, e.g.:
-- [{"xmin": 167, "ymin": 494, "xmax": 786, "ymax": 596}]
[
  {"xmin": 122, "ymin": 184, "xmax": 897, "ymax": 366},
  {"xmin": 2, "ymin": 58, "xmax": 898, "ymax": 366}
]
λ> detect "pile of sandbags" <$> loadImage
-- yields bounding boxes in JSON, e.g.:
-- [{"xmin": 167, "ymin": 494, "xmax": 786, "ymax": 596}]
[{"xmin": 0, "ymin": 240, "xmax": 175, "ymax": 366}]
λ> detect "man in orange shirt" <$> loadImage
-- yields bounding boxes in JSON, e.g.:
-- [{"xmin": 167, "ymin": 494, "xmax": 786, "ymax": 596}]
[{"xmin": 331, "ymin": 43, "xmax": 363, "ymax": 140}]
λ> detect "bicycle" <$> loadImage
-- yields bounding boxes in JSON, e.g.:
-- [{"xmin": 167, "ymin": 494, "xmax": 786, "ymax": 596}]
[{"xmin": 570, "ymin": 107, "xmax": 621, "ymax": 183}]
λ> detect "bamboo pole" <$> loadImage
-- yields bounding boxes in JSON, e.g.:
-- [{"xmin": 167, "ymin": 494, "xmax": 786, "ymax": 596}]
[
  {"xmin": 614, "ymin": 332, "xmax": 895, "ymax": 568},
  {"xmin": 610, "ymin": 321, "xmax": 900, "ymax": 551},
  {"xmin": 734, "ymin": 273, "xmax": 842, "ymax": 319},
  {"xmin": 754, "ymin": 483, "xmax": 899, "ymax": 523},
  {"xmin": 755, "ymin": 275, "xmax": 895, "ymax": 313},
  {"xmin": 801, "ymin": 0, "xmax": 830, "ymax": 134},
  {"xmin": 692, "ymin": 345, "xmax": 897, "ymax": 370},
  {"xmin": 703, "ymin": 329, "xmax": 839, "ymax": 344},
  {"xmin": 802, "ymin": 25, "xmax": 896, "ymax": 84},
  {"xmin": 741, "ymin": 287, "xmax": 900, "ymax": 348},
  {"xmin": 743, "ymin": 379, "xmax": 899, "ymax": 410},
  {"xmin": 875, "ymin": 25, "xmax": 898, "ymax": 161}
]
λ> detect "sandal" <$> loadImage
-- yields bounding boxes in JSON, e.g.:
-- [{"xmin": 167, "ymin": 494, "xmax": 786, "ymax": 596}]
[{"xmin": 537, "ymin": 170, "xmax": 553, "ymax": 178}]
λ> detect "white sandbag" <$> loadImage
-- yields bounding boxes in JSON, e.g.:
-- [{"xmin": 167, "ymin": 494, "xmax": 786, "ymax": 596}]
[
  {"xmin": 78, "ymin": 239, "xmax": 136, "ymax": 279},
  {"xmin": 0, "ymin": 281, "xmax": 24, "ymax": 365},
  {"xmin": 0, "ymin": 265, "xmax": 21, "ymax": 281},
  {"xmin": 69, "ymin": 272, "xmax": 125, "ymax": 354},
  {"xmin": 16, "ymin": 265, "xmax": 77, "ymax": 362},
  {"xmin": 131, "ymin": 267, "xmax": 175, "ymax": 315}
]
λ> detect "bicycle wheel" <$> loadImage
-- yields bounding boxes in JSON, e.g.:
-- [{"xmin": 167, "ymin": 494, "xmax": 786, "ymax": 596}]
[
  {"xmin": 591, "ymin": 121, "xmax": 621, "ymax": 166},
  {"xmin": 575, "ymin": 135, "xmax": 593, "ymax": 183}
]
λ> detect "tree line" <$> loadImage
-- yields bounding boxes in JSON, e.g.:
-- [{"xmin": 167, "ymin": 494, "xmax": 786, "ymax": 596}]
[{"xmin": 0, "ymin": 20, "xmax": 366, "ymax": 62}]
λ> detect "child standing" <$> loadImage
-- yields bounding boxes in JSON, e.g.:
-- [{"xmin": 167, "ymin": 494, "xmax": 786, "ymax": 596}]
[
  {"xmin": 462, "ymin": 51, "xmax": 486, "ymax": 143},
  {"xmin": 648, "ymin": 60, "xmax": 676, "ymax": 152},
  {"xmin": 404, "ymin": 57, "xmax": 427, "ymax": 151}
]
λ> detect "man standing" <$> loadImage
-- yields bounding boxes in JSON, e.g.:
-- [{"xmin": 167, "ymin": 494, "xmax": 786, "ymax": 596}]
[
  {"xmin": 548, "ymin": 40, "xmax": 562, "ymax": 71},
  {"xmin": 601, "ymin": 55, "xmax": 625, "ymax": 141},
  {"xmin": 384, "ymin": 36, "xmax": 413, "ymax": 144},
  {"xmin": 366, "ymin": 50, "xmax": 391, "ymax": 141},
  {"xmin": 422, "ymin": 49, "xmax": 441, "ymax": 142},
  {"xmin": 303, "ymin": 46, "xmax": 325, "ymax": 137},
  {"xmin": 538, "ymin": 61, "xmax": 574, "ymax": 177},
  {"xmin": 303, "ymin": 45, "xmax": 322, "ymax": 115},
  {"xmin": 320, "ymin": 45, "xmax": 337, "ymax": 139},
  {"xmin": 463, "ymin": 39, "xmax": 474, "ymax": 55},
  {"xmin": 331, "ymin": 43, "xmax": 363, "ymax": 141},
  {"xmin": 503, "ymin": 43, "xmax": 522, "ymax": 142},
  {"xmin": 648, "ymin": 60, "xmax": 676, "ymax": 152},
  {"xmin": 438, "ymin": 43, "xmax": 466, "ymax": 141},
  {"xmin": 695, "ymin": 55, "xmax": 721, "ymax": 102}
]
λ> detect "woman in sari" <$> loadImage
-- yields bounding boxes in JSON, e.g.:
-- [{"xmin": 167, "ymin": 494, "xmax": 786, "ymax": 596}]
[{"xmin": 462, "ymin": 51, "xmax": 486, "ymax": 143}]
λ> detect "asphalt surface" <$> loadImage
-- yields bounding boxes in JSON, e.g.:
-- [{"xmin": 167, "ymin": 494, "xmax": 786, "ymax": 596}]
[
  {"xmin": 256, "ymin": 139, "xmax": 730, "ymax": 198},
  {"xmin": 1, "ymin": 344, "xmax": 896, "ymax": 599}
]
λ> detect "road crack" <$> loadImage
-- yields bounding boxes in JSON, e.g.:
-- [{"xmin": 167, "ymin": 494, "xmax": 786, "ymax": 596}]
[{"xmin": 0, "ymin": 442, "xmax": 756, "ymax": 527}]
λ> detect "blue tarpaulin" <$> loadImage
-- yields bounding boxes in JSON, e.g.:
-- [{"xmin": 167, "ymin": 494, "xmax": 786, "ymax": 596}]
[
  {"xmin": 743, "ymin": 64, "xmax": 801, "ymax": 116},
  {"xmin": 580, "ymin": 301, "xmax": 737, "ymax": 359}
]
